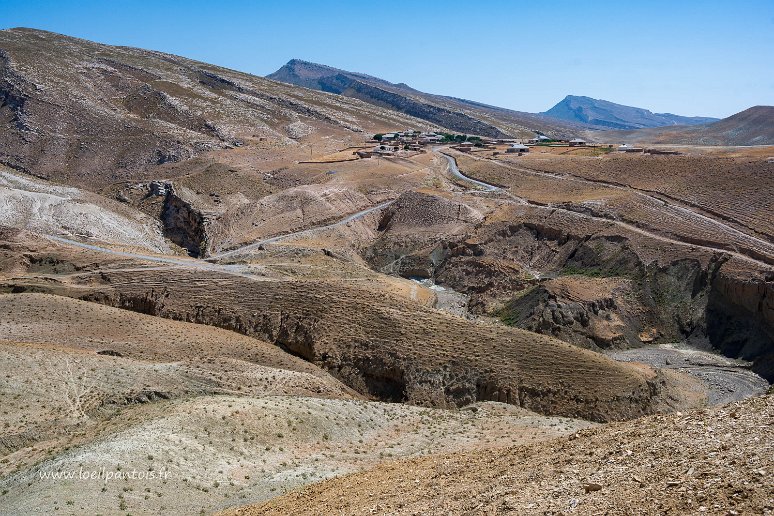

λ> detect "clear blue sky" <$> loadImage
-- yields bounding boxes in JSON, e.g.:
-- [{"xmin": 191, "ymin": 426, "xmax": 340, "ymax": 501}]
[{"xmin": 2, "ymin": 0, "xmax": 773, "ymax": 118}]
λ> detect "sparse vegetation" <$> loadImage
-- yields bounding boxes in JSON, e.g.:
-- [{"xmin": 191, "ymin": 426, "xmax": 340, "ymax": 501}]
[{"xmin": 0, "ymin": 24, "xmax": 771, "ymax": 516}]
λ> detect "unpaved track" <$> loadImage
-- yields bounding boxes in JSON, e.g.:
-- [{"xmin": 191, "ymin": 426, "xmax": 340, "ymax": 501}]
[
  {"xmin": 210, "ymin": 200, "xmax": 394, "ymax": 260},
  {"xmin": 44, "ymin": 235, "xmax": 262, "ymax": 279},
  {"xmin": 438, "ymin": 152, "xmax": 500, "ymax": 192},
  {"xmin": 445, "ymin": 150, "xmax": 774, "ymax": 269},
  {"xmin": 42, "ymin": 199, "xmax": 396, "ymax": 273}
]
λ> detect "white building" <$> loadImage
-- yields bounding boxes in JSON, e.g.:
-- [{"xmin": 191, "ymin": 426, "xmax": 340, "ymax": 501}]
[{"xmin": 506, "ymin": 143, "xmax": 529, "ymax": 153}]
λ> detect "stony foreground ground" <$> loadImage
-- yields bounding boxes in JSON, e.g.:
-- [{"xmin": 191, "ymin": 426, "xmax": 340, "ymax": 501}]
[{"xmin": 229, "ymin": 393, "xmax": 774, "ymax": 515}]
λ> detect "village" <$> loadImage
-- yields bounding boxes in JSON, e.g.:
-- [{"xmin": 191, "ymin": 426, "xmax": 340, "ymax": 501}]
[{"xmin": 352, "ymin": 129, "xmax": 669, "ymax": 159}]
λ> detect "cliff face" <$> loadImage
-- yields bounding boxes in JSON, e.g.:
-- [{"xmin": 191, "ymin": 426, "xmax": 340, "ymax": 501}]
[
  {"xmin": 160, "ymin": 185, "xmax": 209, "ymax": 257},
  {"xmin": 707, "ymin": 270, "xmax": 774, "ymax": 380}
]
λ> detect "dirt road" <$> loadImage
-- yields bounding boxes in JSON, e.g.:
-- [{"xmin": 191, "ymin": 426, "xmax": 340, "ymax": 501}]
[
  {"xmin": 451, "ymin": 151, "xmax": 774, "ymax": 269},
  {"xmin": 210, "ymin": 200, "xmax": 394, "ymax": 260}
]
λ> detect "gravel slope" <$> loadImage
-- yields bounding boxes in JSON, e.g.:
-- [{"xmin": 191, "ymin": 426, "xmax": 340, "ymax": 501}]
[{"xmin": 230, "ymin": 394, "xmax": 774, "ymax": 515}]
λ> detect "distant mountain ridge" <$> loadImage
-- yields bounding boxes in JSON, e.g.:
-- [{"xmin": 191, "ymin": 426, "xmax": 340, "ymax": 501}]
[
  {"xmin": 596, "ymin": 105, "xmax": 774, "ymax": 146},
  {"xmin": 268, "ymin": 60, "xmax": 591, "ymax": 139},
  {"xmin": 543, "ymin": 95, "xmax": 719, "ymax": 130},
  {"xmin": 268, "ymin": 59, "xmax": 420, "ymax": 95}
]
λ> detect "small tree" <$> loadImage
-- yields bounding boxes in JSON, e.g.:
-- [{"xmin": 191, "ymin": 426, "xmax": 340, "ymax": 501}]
[{"xmin": 373, "ymin": 134, "xmax": 384, "ymax": 141}]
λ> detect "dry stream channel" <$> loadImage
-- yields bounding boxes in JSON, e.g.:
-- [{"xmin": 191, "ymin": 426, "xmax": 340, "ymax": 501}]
[{"xmin": 607, "ymin": 343, "xmax": 768, "ymax": 405}]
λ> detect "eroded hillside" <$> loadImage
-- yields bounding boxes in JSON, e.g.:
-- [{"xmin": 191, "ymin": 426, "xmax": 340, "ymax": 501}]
[
  {"xmin": 0, "ymin": 28, "xmax": 437, "ymax": 188},
  {"xmin": 1, "ymin": 27, "xmax": 772, "ymax": 516},
  {"xmin": 235, "ymin": 394, "xmax": 774, "ymax": 515}
]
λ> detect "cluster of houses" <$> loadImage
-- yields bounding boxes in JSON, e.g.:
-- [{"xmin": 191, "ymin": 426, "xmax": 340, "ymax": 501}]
[
  {"xmin": 356, "ymin": 129, "xmax": 655, "ymax": 159},
  {"xmin": 459, "ymin": 136, "xmax": 589, "ymax": 155},
  {"xmin": 356, "ymin": 131, "xmax": 446, "ymax": 157}
]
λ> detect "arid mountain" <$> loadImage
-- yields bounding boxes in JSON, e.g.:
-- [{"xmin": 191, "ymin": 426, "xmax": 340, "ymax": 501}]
[
  {"xmin": 1, "ymin": 27, "xmax": 772, "ymax": 516},
  {"xmin": 543, "ymin": 95, "xmax": 718, "ymax": 130},
  {"xmin": 597, "ymin": 105, "xmax": 774, "ymax": 146},
  {"xmin": 0, "ymin": 28, "xmax": 436, "ymax": 188},
  {"xmin": 268, "ymin": 59, "xmax": 588, "ymax": 139}
]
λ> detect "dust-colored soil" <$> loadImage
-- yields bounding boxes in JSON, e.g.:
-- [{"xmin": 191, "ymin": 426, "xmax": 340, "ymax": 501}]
[
  {"xmin": 230, "ymin": 394, "xmax": 774, "ymax": 516},
  {"xmin": 0, "ymin": 28, "xmax": 438, "ymax": 190},
  {"xmin": 3, "ymin": 260, "xmax": 708, "ymax": 422},
  {"xmin": 0, "ymin": 167, "xmax": 171, "ymax": 253},
  {"xmin": 1, "ymin": 392, "xmax": 593, "ymax": 514},
  {"xmin": 514, "ymin": 152, "xmax": 774, "ymax": 240},
  {"xmin": 451, "ymin": 152, "xmax": 774, "ymax": 265},
  {"xmin": 0, "ymin": 293, "xmax": 355, "ymax": 475},
  {"xmin": 1, "ymin": 27, "xmax": 772, "ymax": 516}
]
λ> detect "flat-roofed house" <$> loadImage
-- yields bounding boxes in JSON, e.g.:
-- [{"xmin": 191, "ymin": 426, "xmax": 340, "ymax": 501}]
[{"xmin": 506, "ymin": 143, "xmax": 529, "ymax": 153}]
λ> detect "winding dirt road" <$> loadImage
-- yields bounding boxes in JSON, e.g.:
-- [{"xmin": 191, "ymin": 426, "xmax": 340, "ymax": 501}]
[
  {"xmin": 210, "ymin": 200, "xmax": 394, "ymax": 260},
  {"xmin": 444, "ymin": 150, "xmax": 774, "ymax": 269}
]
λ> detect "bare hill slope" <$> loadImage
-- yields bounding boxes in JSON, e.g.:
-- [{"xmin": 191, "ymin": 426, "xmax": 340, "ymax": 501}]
[
  {"xmin": 1, "ymin": 229, "xmax": 705, "ymax": 423},
  {"xmin": 595, "ymin": 106, "xmax": 774, "ymax": 146},
  {"xmin": 228, "ymin": 393, "xmax": 774, "ymax": 515},
  {"xmin": 543, "ymin": 94, "xmax": 718, "ymax": 129},
  {"xmin": 0, "ymin": 28, "xmax": 435, "ymax": 188}
]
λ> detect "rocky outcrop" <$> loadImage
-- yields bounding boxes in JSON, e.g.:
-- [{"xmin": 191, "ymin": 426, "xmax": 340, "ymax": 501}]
[
  {"xmin": 497, "ymin": 280, "xmax": 640, "ymax": 350},
  {"xmin": 365, "ymin": 210, "xmax": 774, "ymax": 377},
  {"xmin": 0, "ymin": 52, "xmax": 29, "ymax": 133},
  {"xmin": 160, "ymin": 184, "xmax": 209, "ymax": 257},
  {"xmin": 707, "ymin": 270, "xmax": 774, "ymax": 380},
  {"xmin": 365, "ymin": 191, "xmax": 483, "ymax": 278}
]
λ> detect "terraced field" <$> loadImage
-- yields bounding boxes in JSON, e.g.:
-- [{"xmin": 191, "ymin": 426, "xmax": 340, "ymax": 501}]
[
  {"xmin": 452, "ymin": 152, "xmax": 774, "ymax": 265},
  {"xmin": 512, "ymin": 153, "xmax": 774, "ymax": 241}
]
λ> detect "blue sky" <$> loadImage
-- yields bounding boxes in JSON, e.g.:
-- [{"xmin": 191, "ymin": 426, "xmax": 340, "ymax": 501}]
[{"xmin": 2, "ymin": 0, "xmax": 772, "ymax": 118}]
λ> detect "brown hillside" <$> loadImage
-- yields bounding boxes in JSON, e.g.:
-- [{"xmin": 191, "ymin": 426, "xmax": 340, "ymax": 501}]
[
  {"xmin": 0, "ymin": 28, "xmax": 437, "ymax": 188},
  {"xmin": 596, "ymin": 106, "xmax": 774, "ymax": 146},
  {"xmin": 228, "ymin": 394, "xmax": 774, "ymax": 516},
  {"xmin": 0, "ymin": 232, "xmax": 705, "ymax": 422}
]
